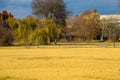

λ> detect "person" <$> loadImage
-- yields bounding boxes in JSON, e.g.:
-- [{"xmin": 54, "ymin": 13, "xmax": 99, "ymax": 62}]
[{"xmin": 55, "ymin": 38, "xmax": 57, "ymax": 45}]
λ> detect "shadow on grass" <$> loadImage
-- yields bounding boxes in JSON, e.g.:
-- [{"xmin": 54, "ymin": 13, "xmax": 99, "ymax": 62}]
[
  {"xmin": 16, "ymin": 56, "xmax": 120, "ymax": 62},
  {"xmin": 0, "ymin": 76, "xmax": 37, "ymax": 80},
  {"xmin": 0, "ymin": 76, "xmax": 12, "ymax": 80},
  {"xmin": 82, "ymin": 75, "xmax": 120, "ymax": 80}
]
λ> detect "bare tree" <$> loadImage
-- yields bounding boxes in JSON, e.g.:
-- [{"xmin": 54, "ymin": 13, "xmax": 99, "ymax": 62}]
[
  {"xmin": 32, "ymin": 0, "xmax": 67, "ymax": 27},
  {"xmin": 118, "ymin": 0, "xmax": 120, "ymax": 8}
]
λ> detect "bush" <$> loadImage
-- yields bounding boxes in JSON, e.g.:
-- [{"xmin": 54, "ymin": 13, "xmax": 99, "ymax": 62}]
[
  {"xmin": 0, "ymin": 27, "xmax": 14, "ymax": 46},
  {"xmin": 59, "ymin": 39, "xmax": 68, "ymax": 43}
]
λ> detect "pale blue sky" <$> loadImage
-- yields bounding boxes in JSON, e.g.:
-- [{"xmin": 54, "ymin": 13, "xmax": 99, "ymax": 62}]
[{"xmin": 0, "ymin": 0, "xmax": 120, "ymax": 18}]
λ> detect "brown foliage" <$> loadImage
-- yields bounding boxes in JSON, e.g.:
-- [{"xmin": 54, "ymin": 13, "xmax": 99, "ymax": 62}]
[
  {"xmin": 0, "ymin": 27, "xmax": 14, "ymax": 46},
  {"xmin": 66, "ymin": 9, "xmax": 101, "ymax": 42},
  {"xmin": 0, "ymin": 11, "xmax": 14, "ymax": 46},
  {"xmin": 0, "ymin": 11, "xmax": 14, "ymax": 21}
]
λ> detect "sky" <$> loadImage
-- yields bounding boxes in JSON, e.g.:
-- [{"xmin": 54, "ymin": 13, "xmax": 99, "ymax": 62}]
[{"xmin": 0, "ymin": 0, "xmax": 120, "ymax": 18}]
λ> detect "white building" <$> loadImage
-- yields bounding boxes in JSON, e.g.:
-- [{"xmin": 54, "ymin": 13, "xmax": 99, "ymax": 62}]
[{"xmin": 100, "ymin": 15, "xmax": 120, "ymax": 20}]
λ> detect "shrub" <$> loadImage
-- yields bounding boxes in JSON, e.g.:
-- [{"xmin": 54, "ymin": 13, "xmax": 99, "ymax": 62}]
[{"xmin": 0, "ymin": 27, "xmax": 14, "ymax": 46}]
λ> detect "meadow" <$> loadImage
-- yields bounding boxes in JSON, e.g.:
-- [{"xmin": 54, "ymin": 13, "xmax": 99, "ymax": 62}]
[{"xmin": 0, "ymin": 47, "xmax": 120, "ymax": 80}]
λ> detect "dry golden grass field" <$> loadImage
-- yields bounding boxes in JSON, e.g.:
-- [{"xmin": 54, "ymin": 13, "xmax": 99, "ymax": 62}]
[{"xmin": 0, "ymin": 47, "xmax": 120, "ymax": 80}]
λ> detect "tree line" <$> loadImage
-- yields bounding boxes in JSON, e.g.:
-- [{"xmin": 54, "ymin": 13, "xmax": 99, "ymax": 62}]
[
  {"xmin": 0, "ymin": 0, "xmax": 120, "ymax": 46},
  {"xmin": 66, "ymin": 9, "xmax": 120, "ymax": 42},
  {"xmin": 0, "ymin": 11, "xmax": 62, "ymax": 46}
]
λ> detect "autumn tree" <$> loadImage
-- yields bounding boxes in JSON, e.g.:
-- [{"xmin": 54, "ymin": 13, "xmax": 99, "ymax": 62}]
[
  {"xmin": 43, "ymin": 19, "xmax": 62, "ymax": 43},
  {"xmin": 6, "ymin": 18, "xmax": 18, "ymax": 42},
  {"xmin": 0, "ymin": 11, "xmax": 14, "ymax": 46},
  {"xmin": 66, "ymin": 9, "xmax": 102, "ymax": 42},
  {"xmin": 66, "ymin": 14, "xmax": 82, "ymax": 41},
  {"xmin": 16, "ymin": 16, "xmax": 39, "ymax": 45},
  {"xmin": 29, "ymin": 18, "xmax": 61, "ymax": 45},
  {"xmin": 80, "ymin": 9, "xmax": 101, "ymax": 40},
  {"xmin": 0, "ymin": 27, "xmax": 14, "ymax": 46}
]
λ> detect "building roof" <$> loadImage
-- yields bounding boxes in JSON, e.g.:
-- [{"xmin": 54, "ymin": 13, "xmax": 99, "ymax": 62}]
[{"xmin": 100, "ymin": 15, "xmax": 120, "ymax": 20}]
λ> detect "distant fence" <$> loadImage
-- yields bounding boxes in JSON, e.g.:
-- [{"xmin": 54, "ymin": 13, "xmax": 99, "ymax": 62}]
[
  {"xmin": 2, "ymin": 42, "xmax": 120, "ymax": 48},
  {"xmin": 52, "ymin": 43, "xmax": 120, "ymax": 48},
  {"xmin": 32, "ymin": 43, "xmax": 120, "ymax": 48}
]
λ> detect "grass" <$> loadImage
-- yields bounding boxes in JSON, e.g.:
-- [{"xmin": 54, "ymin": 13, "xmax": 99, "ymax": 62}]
[{"xmin": 0, "ymin": 47, "xmax": 120, "ymax": 80}]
